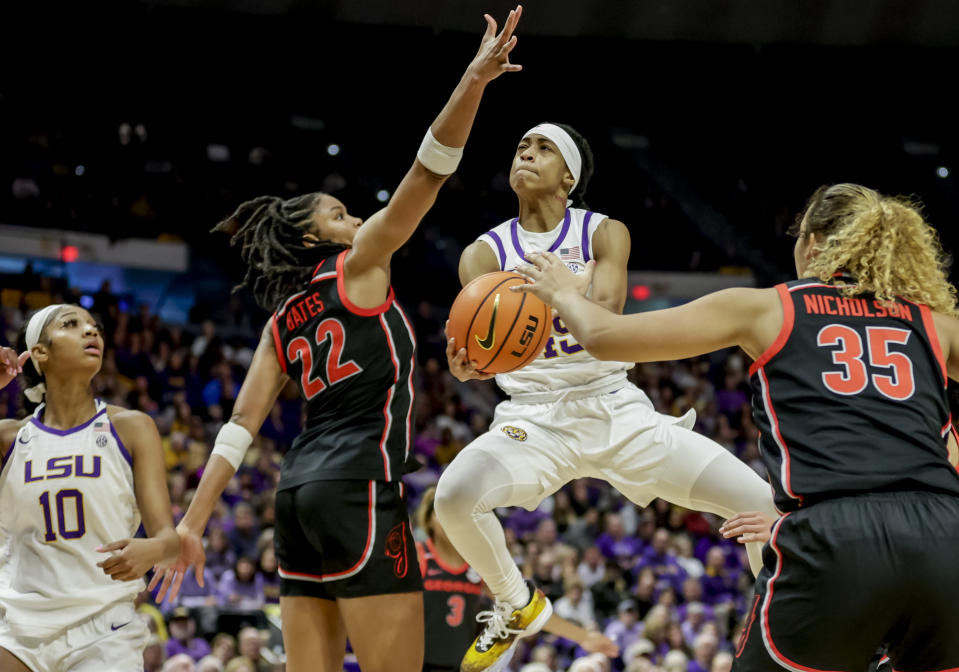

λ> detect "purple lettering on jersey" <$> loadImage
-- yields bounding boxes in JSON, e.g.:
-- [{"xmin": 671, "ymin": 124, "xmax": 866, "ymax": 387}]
[
  {"xmin": 55, "ymin": 489, "xmax": 85, "ymax": 539},
  {"xmin": 75, "ymin": 455, "xmax": 101, "ymax": 478},
  {"xmin": 24, "ymin": 460, "xmax": 42, "ymax": 483},
  {"xmin": 46, "ymin": 456, "xmax": 73, "ymax": 480}
]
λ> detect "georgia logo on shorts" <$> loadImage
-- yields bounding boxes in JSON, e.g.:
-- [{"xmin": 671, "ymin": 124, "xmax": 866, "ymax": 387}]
[
  {"xmin": 501, "ymin": 426, "xmax": 527, "ymax": 442},
  {"xmin": 385, "ymin": 524, "xmax": 409, "ymax": 578}
]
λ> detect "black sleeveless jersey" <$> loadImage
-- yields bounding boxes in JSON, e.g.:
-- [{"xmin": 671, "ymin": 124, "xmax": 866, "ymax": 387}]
[
  {"xmin": 750, "ymin": 278, "xmax": 959, "ymax": 512},
  {"xmin": 272, "ymin": 250, "xmax": 416, "ymax": 489},
  {"xmin": 417, "ymin": 539, "xmax": 484, "ymax": 668}
]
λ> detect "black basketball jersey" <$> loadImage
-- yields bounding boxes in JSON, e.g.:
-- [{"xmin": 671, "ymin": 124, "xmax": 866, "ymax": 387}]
[
  {"xmin": 750, "ymin": 277, "xmax": 959, "ymax": 512},
  {"xmin": 417, "ymin": 539, "xmax": 484, "ymax": 668},
  {"xmin": 272, "ymin": 250, "xmax": 416, "ymax": 488}
]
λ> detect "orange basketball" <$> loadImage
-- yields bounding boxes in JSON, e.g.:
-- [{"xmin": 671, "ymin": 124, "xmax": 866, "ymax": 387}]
[{"xmin": 447, "ymin": 271, "xmax": 551, "ymax": 374}]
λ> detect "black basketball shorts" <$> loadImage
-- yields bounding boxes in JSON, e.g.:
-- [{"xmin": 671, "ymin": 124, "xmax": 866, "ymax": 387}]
[
  {"xmin": 734, "ymin": 491, "xmax": 959, "ymax": 672},
  {"xmin": 274, "ymin": 479, "xmax": 423, "ymax": 600}
]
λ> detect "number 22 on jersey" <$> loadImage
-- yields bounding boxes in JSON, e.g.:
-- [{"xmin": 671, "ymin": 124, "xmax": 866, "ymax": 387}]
[{"xmin": 286, "ymin": 318, "xmax": 363, "ymax": 400}]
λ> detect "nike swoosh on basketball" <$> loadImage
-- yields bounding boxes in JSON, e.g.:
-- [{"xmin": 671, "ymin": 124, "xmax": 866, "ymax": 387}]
[
  {"xmin": 111, "ymin": 621, "xmax": 131, "ymax": 631},
  {"xmin": 475, "ymin": 294, "xmax": 500, "ymax": 350}
]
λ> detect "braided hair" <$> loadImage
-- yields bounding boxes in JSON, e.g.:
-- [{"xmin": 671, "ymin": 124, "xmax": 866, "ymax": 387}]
[
  {"xmin": 549, "ymin": 122, "xmax": 595, "ymax": 209},
  {"xmin": 213, "ymin": 192, "xmax": 348, "ymax": 312}
]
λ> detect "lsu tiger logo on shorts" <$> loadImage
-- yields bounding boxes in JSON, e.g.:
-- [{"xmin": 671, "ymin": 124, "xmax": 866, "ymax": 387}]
[{"xmin": 501, "ymin": 426, "xmax": 527, "ymax": 441}]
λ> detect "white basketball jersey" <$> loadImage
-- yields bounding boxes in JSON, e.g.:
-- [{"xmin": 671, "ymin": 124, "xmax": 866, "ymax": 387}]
[
  {"xmin": 478, "ymin": 208, "xmax": 631, "ymax": 400},
  {"xmin": 0, "ymin": 400, "xmax": 141, "ymax": 637}
]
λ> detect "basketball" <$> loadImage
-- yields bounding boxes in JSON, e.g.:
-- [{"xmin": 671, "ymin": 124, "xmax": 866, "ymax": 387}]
[{"xmin": 447, "ymin": 271, "xmax": 552, "ymax": 374}]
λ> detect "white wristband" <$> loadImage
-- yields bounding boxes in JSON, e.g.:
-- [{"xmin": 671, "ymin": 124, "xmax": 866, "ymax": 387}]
[
  {"xmin": 211, "ymin": 422, "xmax": 254, "ymax": 471},
  {"xmin": 416, "ymin": 128, "xmax": 463, "ymax": 175}
]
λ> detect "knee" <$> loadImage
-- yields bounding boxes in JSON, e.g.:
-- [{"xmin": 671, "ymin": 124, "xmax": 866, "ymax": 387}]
[{"xmin": 434, "ymin": 464, "xmax": 477, "ymax": 524}]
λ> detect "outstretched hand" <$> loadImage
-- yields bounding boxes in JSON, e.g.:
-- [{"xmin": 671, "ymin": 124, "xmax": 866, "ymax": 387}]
[
  {"xmin": 0, "ymin": 348, "xmax": 29, "ymax": 391},
  {"xmin": 148, "ymin": 524, "xmax": 207, "ymax": 603},
  {"xmin": 720, "ymin": 511, "xmax": 777, "ymax": 544},
  {"xmin": 513, "ymin": 251, "xmax": 594, "ymax": 306},
  {"xmin": 579, "ymin": 630, "xmax": 620, "ymax": 658},
  {"xmin": 467, "ymin": 5, "xmax": 523, "ymax": 84}
]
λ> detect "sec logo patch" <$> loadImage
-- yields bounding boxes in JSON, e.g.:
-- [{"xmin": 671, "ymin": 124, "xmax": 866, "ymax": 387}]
[
  {"xmin": 566, "ymin": 261, "xmax": 585, "ymax": 274},
  {"xmin": 501, "ymin": 426, "xmax": 528, "ymax": 442}
]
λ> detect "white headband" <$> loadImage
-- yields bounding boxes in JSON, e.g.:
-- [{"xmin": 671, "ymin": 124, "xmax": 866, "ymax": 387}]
[
  {"xmin": 26, "ymin": 304, "xmax": 67, "ymax": 350},
  {"xmin": 524, "ymin": 123, "xmax": 582, "ymax": 198},
  {"xmin": 24, "ymin": 304, "xmax": 67, "ymax": 403}
]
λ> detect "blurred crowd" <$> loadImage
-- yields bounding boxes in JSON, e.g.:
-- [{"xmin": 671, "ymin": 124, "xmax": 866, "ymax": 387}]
[{"xmin": 0, "ymin": 272, "xmax": 764, "ymax": 672}]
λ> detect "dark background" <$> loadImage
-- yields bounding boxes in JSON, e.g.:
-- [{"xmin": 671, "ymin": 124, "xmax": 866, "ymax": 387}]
[{"xmin": 2, "ymin": 0, "xmax": 957, "ymax": 313}]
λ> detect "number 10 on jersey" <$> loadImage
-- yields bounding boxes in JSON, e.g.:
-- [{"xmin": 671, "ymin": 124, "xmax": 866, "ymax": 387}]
[{"xmin": 39, "ymin": 489, "xmax": 86, "ymax": 542}]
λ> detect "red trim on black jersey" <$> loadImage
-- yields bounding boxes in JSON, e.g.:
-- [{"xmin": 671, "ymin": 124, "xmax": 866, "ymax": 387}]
[
  {"xmin": 759, "ymin": 367, "xmax": 803, "ymax": 506},
  {"xmin": 761, "ymin": 514, "xmax": 845, "ymax": 672},
  {"xmin": 335, "ymin": 250, "xmax": 396, "ymax": 316},
  {"xmin": 736, "ymin": 594, "xmax": 761, "ymax": 658},
  {"xmin": 749, "ymin": 284, "xmax": 795, "ymax": 377},
  {"xmin": 377, "ymin": 313, "xmax": 401, "ymax": 480},
  {"xmin": 426, "ymin": 538, "xmax": 469, "ymax": 575},
  {"xmin": 919, "ymin": 304, "xmax": 948, "ymax": 388},
  {"xmin": 270, "ymin": 317, "xmax": 287, "ymax": 374},
  {"xmin": 393, "ymin": 301, "xmax": 417, "ymax": 462}
]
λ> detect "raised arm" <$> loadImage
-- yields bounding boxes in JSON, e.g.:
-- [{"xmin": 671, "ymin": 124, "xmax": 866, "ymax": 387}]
[
  {"xmin": 345, "ymin": 7, "xmax": 523, "ymax": 282},
  {"xmin": 0, "ymin": 348, "xmax": 29, "ymax": 459},
  {"xmin": 151, "ymin": 319, "xmax": 289, "ymax": 601},
  {"xmin": 514, "ymin": 251, "xmax": 782, "ymax": 363}
]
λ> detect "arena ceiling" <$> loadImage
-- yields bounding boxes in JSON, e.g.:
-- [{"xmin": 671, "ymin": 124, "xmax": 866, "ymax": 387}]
[{"xmin": 134, "ymin": 0, "xmax": 959, "ymax": 47}]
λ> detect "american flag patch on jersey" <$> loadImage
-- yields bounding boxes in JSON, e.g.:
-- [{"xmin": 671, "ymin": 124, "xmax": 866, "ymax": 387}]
[
  {"xmin": 93, "ymin": 420, "xmax": 109, "ymax": 433},
  {"xmin": 558, "ymin": 246, "xmax": 581, "ymax": 260}
]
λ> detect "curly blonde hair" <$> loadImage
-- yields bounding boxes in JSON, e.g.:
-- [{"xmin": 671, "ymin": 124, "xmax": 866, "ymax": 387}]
[{"xmin": 795, "ymin": 183, "xmax": 959, "ymax": 316}]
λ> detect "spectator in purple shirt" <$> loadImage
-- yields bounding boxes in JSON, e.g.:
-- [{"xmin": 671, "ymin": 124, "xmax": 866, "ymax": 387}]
[
  {"xmin": 217, "ymin": 556, "xmax": 265, "ymax": 612},
  {"xmin": 596, "ymin": 513, "xmax": 643, "ymax": 569},
  {"xmin": 634, "ymin": 528, "xmax": 686, "ymax": 594},
  {"xmin": 165, "ymin": 607, "xmax": 212, "ymax": 661},
  {"xmin": 161, "ymin": 566, "xmax": 221, "ymax": 636},
  {"xmin": 258, "ymin": 546, "xmax": 280, "ymax": 605},
  {"xmin": 699, "ymin": 547, "xmax": 737, "ymax": 606},
  {"xmin": 203, "ymin": 526, "xmax": 236, "ymax": 582},
  {"xmin": 603, "ymin": 599, "xmax": 644, "ymax": 661},
  {"xmin": 687, "ymin": 632, "xmax": 719, "ymax": 672},
  {"xmin": 227, "ymin": 502, "xmax": 260, "ymax": 560}
]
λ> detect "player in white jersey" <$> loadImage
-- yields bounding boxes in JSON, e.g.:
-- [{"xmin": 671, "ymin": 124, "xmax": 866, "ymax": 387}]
[
  {"xmin": 434, "ymin": 122, "xmax": 779, "ymax": 672},
  {"xmin": 0, "ymin": 304, "xmax": 179, "ymax": 672}
]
